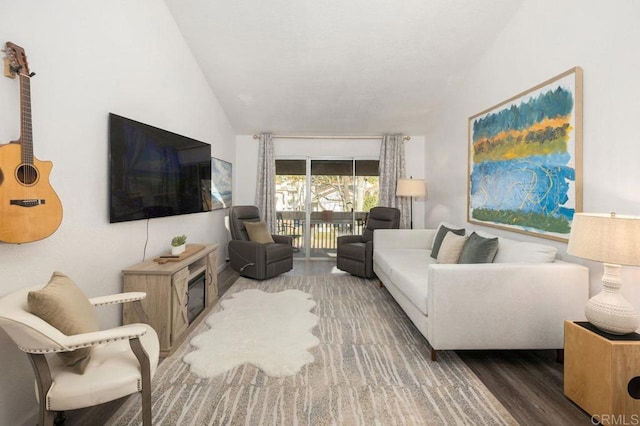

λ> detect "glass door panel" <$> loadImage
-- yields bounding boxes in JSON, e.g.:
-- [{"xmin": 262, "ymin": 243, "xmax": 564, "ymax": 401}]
[
  {"xmin": 354, "ymin": 160, "xmax": 380, "ymax": 234},
  {"xmin": 310, "ymin": 160, "xmax": 354, "ymax": 258},
  {"xmin": 275, "ymin": 160, "xmax": 306, "ymax": 257}
]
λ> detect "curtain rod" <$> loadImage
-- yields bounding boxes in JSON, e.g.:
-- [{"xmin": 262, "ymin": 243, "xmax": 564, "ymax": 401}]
[{"xmin": 252, "ymin": 134, "xmax": 411, "ymax": 141}]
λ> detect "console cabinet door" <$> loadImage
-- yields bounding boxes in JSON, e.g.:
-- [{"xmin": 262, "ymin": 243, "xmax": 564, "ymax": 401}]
[
  {"xmin": 123, "ymin": 274, "xmax": 172, "ymax": 350},
  {"xmin": 207, "ymin": 250, "xmax": 219, "ymax": 306},
  {"xmin": 171, "ymin": 267, "xmax": 189, "ymax": 342}
]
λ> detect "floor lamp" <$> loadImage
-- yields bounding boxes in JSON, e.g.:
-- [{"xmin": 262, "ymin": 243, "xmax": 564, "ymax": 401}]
[{"xmin": 396, "ymin": 177, "xmax": 427, "ymax": 229}]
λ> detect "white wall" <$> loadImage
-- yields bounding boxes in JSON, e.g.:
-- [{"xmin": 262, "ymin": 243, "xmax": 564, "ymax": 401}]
[
  {"xmin": 235, "ymin": 135, "xmax": 427, "ymax": 228},
  {"xmin": 423, "ymin": 0, "xmax": 640, "ymax": 316},
  {"xmin": 0, "ymin": 2, "xmax": 235, "ymax": 424}
]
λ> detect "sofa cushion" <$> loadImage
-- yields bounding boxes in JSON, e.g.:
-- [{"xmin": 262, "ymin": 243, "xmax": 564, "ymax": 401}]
[
  {"xmin": 437, "ymin": 232, "xmax": 467, "ymax": 264},
  {"xmin": 494, "ymin": 239, "xmax": 558, "ymax": 263},
  {"xmin": 430, "ymin": 223, "xmax": 465, "ymax": 259},
  {"xmin": 373, "ymin": 249, "xmax": 433, "ymax": 315},
  {"xmin": 458, "ymin": 232, "xmax": 499, "ymax": 264},
  {"xmin": 243, "ymin": 221, "xmax": 275, "ymax": 244},
  {"xmin": 390, "ymin": 267, "xmax": 430, "ymax": 316},
  {"xmin": 374, "ymin": 248, "xmax": 431, "ymax": 277},
  {"xmin": 28, "ymin": 272, "xmax": 100, "ymax": 374}
]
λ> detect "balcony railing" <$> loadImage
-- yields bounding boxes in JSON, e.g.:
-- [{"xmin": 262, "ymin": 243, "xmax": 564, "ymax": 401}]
[{"xmin": 276, "ymin": 211, "xmax": 367, "ymax": 253}]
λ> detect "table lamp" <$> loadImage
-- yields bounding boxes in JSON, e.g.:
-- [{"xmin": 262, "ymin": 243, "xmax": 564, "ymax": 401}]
[
  {"xmin": 396, "ymin": 177, "xmax": 427, "ymax": 229},
  {"xmin": 567, "ymin": 212, "xmax": 640, "ymax": 335}
]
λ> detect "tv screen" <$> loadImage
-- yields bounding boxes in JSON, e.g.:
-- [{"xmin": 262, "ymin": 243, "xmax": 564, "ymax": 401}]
[{"xmin": 109, "ymin": 113, "xmax": 212, "ymax": 223}]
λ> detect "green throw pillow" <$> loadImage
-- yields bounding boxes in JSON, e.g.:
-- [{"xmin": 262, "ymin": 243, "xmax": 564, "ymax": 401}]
[
  {"xmin": 458, "ymin": 232, "xmax": 499, "ymax": 264},
  {"xmin": 431, "ymin": 224, "xmax": 465, "ymax": 259}
]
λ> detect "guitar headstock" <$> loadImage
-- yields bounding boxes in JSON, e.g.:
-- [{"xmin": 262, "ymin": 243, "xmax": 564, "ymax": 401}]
[{"xmin": 3, "ymin": 42, "xmax": 31, "ymax": 79}]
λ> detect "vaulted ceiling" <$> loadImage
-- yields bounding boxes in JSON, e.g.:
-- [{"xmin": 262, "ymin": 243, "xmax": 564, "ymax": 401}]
[{"xmin": 164, "ymin": 0, "xmax": 524, "ymax": 135}]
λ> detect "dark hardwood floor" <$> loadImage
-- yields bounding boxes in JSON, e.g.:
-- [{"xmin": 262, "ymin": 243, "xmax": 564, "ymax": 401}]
[
  {"xmin": 457, "ymin": 350, "xmax": 590, "ymax": 425},
  {"xmin": 65, "ymin": 260, "xmax": 592, "ymax": 425}
]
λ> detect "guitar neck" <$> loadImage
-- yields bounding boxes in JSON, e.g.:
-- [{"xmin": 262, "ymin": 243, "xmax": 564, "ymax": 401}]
[{"xmin": 19, "ymin": 73, "xmax": 34, "ymax": 164}]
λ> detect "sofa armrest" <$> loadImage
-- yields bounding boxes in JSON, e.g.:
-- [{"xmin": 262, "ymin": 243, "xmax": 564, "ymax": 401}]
[
  {"xmin": 426, "ymin": 262, "xmax": 589, "ymax": 350},
  {"xmin": 374, "ymin": 229, "xmax": 436, "ymax": 250}
]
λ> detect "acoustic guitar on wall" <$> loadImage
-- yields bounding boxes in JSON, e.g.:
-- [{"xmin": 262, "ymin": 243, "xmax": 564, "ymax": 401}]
[{"xmin": 0, "ymin": 42, "xmax": 62, "ymax": 243}]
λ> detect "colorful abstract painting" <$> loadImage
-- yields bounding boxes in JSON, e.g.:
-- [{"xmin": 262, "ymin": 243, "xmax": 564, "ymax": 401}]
[{"xmin": 468, "ymin": 67, "xmax": 582, "ymax": 241}]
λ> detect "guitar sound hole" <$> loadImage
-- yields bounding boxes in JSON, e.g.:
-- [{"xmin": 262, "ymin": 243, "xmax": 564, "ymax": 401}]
[{"xmin": 16, "ymin": 164, "xmax": 39, "ymax": 185}]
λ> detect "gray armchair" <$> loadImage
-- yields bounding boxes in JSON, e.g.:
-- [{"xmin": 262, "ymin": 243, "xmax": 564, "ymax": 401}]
[
  {"xmin": 228, "ymin": 206, "xmax": 293, "ymax": 280},
  {"xmin": 336, "ymin": 207, "xmax": 401, "ymax": 278}
]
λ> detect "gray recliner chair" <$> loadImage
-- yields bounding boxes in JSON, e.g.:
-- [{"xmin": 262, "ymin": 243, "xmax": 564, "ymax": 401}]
[
  {"xmin": 336, "ymin": 206, "xmax": 401, "ymax": 278},
  {"xmin": 228, "ymin": 206, "xmax": 294, "ymax": 280}
]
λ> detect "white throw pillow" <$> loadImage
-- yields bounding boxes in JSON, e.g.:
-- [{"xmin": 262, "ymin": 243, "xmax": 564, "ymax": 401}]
[
  {"xmin": 436, "ymin": 232, "xmax": 468, "ymax": 264},
  {"xmin": 431, "ymin": 222, "xmax": 465, "ymax": 259}
]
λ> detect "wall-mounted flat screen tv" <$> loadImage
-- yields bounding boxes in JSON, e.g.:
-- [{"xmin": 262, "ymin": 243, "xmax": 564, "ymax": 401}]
[{"xmin": 109, "ymin": 113, "xmax": 212, "ymax": 223}]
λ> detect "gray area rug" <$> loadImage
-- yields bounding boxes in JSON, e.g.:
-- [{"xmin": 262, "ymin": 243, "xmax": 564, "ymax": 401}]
[{"xmin": 108, "ymin": 274, "xmax": 517, "ymax": 425}]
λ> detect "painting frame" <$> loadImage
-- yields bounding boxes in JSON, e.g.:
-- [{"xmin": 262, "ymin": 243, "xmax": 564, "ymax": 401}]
[
  {"xmin": 210, "ymin": 157, "xmax": 232, "ymax": 210},
  {"xmin": 467, "ymin": 67, "xmax": 583, "ymax": 242}
]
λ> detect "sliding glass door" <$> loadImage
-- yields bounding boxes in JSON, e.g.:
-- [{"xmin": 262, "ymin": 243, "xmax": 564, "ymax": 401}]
[
  {"xmin": 276, "ymin": 158, "xmax": 379, "ymax": 259},
  {"xmin": 274, "ymin": 160, "xmax": 306, "ymax": 255},
  {"xmin": 310, "ymin": 159, "xmax": 354, "ymax": 258}
]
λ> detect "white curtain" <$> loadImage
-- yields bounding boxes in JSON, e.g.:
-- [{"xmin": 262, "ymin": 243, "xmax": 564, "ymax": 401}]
[
  {"xmin": 255, "ymin": 133, "xmax": 277, "ymax": 233},
  {"xmin": 379, "ymin": 134, "xmax": 410, "ymax": 228}
]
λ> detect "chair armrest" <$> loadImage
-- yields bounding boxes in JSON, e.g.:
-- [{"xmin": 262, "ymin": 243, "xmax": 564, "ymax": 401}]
[
  {"xmin": 337, "ymin": 235, "xmax": 363, "ymax": 246},
  {"xmin": 56, "ymin": 324, "xmax": 150, "ymax": 352},
  {"xmin": 272, "ymin": 235, "xmax": 292, "ymax": 245},
  {"xmin": 229, "ymin": 239, "xmax": 267, "ymax": 254},
  {"xmin": 229, "ymin": 240, "xmax": 267, "ymax": 272},
  {"xmin": 89, "ymin": 292, "xmax": 147, "ymax": 307}
]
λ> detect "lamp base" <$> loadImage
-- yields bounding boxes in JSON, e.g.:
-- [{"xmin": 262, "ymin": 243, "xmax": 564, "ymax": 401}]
[{"xmin": 585, "ymin": 263, "xmax": 640, "ymax": 335}]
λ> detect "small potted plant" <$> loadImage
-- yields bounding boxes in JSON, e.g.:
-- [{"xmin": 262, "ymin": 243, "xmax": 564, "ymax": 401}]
[{"xmin": 171, "ymin": 234, "xmax": 187, "ymax": 255}]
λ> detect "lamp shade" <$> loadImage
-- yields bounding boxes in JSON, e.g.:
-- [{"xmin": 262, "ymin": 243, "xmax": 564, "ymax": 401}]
[
  {"xmin": 567, "ymin": 213, "xmax": 640, "ymax": 266},
  {"xmin": 396, "ymin": 178, "xmax": 427, "ymax": 198}
]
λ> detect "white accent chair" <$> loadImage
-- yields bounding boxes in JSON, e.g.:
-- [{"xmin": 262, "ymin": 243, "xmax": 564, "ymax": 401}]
[{"xmin": 0, "ymin": 286, "xmax": 159, "ymax": 426}]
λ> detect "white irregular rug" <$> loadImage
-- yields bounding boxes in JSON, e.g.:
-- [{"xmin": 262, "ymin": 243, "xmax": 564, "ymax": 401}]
[{"xmin": 183, "ymin": 288, "xmax": 320, "ymax": 378}]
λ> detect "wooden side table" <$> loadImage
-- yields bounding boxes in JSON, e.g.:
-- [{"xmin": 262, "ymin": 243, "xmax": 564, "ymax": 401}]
[{"xmin": 564, "ymin": 321, "xmax": 640, "ymax": 425}]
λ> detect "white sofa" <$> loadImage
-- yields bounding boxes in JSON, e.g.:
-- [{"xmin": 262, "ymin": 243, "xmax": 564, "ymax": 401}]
[{"xmin": 373, "ymin": 225, "xmax": 589, "ymax": 361}]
